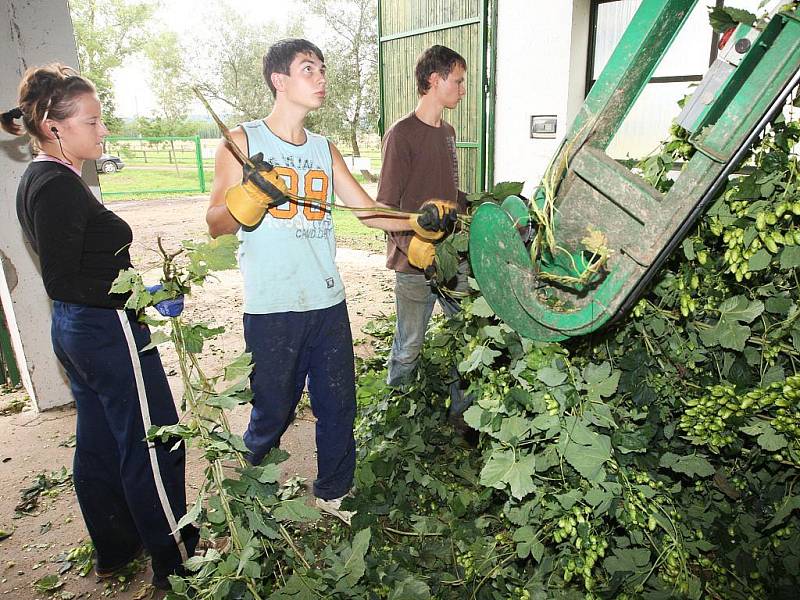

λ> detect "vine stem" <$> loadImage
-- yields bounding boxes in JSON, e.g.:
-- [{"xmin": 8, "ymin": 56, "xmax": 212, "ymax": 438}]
[
  {"xmin": 170, "ymin": 322, "xmax": 264, "ymax": 600},
  {"xmin": 181, "ymin": 341, "xmax": 313, "ymax": 572},
  {"xmin": 383, "ymin": 525, "xmax": 444, "ymax": 537}
]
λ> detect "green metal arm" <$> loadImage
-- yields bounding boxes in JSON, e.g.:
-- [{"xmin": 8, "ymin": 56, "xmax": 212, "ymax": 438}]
[{"xmin": 470, "ymin": 0, "xmax": 800, "ymax": 341}]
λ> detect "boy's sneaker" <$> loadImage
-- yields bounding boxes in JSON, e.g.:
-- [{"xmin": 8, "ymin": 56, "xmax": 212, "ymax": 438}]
[{"xmin": 315, "ymin": 495, "xmax": 355, "ymax": 526}]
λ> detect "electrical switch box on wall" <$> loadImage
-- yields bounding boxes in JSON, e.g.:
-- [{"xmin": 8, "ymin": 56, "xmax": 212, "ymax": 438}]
[{"xmin": 530, "ymin": 115, "xmax": 557, "ymax": 138}]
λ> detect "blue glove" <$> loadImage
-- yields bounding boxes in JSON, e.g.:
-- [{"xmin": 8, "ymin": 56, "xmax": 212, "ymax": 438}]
[{"xmin": 145, "ymin": 284, "xmax": 185, "ymax": 317}]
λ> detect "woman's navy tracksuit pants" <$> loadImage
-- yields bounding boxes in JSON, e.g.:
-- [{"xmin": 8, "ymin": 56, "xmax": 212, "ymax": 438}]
[{"xmin": 50, "ymin": 302, "xmax": 198, "ymax": 578}]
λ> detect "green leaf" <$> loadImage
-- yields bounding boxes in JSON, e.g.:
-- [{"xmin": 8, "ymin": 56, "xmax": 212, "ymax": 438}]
[
  {"xmin": 708, "ymin": 7, "xmax": 756, "ymax": 33},
  {"xmin": 718, "ymin": 295, "xmax": 764, "ymax": 323},
  {"xmin": 140, "ymin": 330, "xmax": 171, "ymax": 352},
  {"xmin": 765, "ymin": 296, "xmax": 793, "ymax": 314},
  {"xmin": 495, "ymin": 416, "xmax": 532, "ymax": 443},
  {"xmin": 479, "ymin": 448, "xmax": 536, "ymax": 499},
  {"xmin": 492, "ymin": 181, "xmax": 524, "ymax": 200},
  {"xmin": 699, "ymin": 310, "xmax": 753, "ymax": 351},
  {"xmin": 268, "ymin": 573, "xmax": 322, "ymax": 599},
  {"xmin": 780, "ymin": 245, "xmax": 800, "ymax": 269},
  {"xmin": 33, "ymin": 574, "xmax": 64, "ymax": 593},
  {"xmin": 109, "ymin": 267, "xmax": 141, "ymax": 295},
  {"xmin": 388, "ymin": 576, "xmax": 431, "ymax": 600},
  {"xmin": 682, "ymin": 238, "xmax": 695, "ymax": 260},
  {"xmin": 175, "ymin": 493, "xmax": 203, "ymax": 531},
  {"xmin": 435, "ymin": 241, "xmax": 459, "ymax": 283},
  {"xmin": 717, "ymin": 321, "xmax": 752, "ymax": 351},
  {"xmin": 537, "ymin": 366, "xmax": 566, "ymax": 386},
  {"xmin": 757, "ymin": 429, "xmax": 788, "ymax": 451},
  {"xmin": 185, "ymin": 234, "xmax": 239, "ymax": 280},
  {"xmin": 766, "ymin": 495, "xmax": 800, "ymax": 529},
  {"xmin": 603, "ymin": 548, "xmax": 651, "ymax": 575},
  {"xmin": 178, "ymin": 323, "xmax": 225, "ymax": 354},
  {"xmin": 224, "ymin": 352, "xmax": 253, "ymax": 381},
  {"xmin": 560, "ymin": 418, "xmax": 612, "ymax": 480},
  {"xmin": 583, "ymin": 362, "xmax": 611, "ymax": 384},
  {"xmin": 583, "ymin": 363, "xmax": 620, "ymax": 402},
  {"xmin": 471, "ymin": 296, "xmax": 495, "ymax": 318},
  {"xmin": 748, "ymin": 248, "xmax": 772, "ymax": 271},
  {"xmin": 335, "ymin": 528, "xmax": 371, "ymax": 587},
  {"xmin": 512, "ymin": 525, "xmax": 544, "ymax": 561},
  {"xmin": 659, "ymin": 452, "xmax": 715, "ymax": 477},
  {"xmin": 272, "ymin": 498, "xmax": 321, "ymax": 522}
]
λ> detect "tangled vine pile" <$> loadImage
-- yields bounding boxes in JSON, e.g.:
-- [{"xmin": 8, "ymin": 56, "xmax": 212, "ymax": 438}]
[{"xmin": 114, "ymin": 34, "xmax": 800, "ymax": 600}]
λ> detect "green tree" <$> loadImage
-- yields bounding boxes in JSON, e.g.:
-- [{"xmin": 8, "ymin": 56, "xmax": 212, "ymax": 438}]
[
  {"xmin": 191, "ymin": 4, "xmax": 293, "ymax": 124},
  {"xmin": 70, "ymin": 0, "xmax": 156, "ymax": 132},
  {"xmin": 144, "ymin": 31, "xmax": 194, "ymax": 129},
  {"xmin": 303, "ymin": 0, "xmax": 378, "ymax": 163}
]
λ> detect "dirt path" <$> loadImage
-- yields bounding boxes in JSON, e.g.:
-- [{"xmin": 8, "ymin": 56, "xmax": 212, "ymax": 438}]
[{"xmin": 0, "ymin": 192, "xmax": 395, "ymax": 599}]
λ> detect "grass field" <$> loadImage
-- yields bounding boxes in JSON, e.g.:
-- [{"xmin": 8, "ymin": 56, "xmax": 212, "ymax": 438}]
[
  {"xmin": 100, "ymin": 169, "xmax": 385, "ymax": 252},
  {"xmin": 100, "ymin": 167, "xmax": 208, "ymax": 197},
  {"xmin": 331, "ymin": 207, "xmax": 386, "ymax": 253},
  {"xmin": 100, "ymin": 162, "xmax": 377, "ymax": 200}
]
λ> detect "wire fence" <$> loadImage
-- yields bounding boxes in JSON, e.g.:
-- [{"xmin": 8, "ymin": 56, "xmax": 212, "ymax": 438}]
[{"xmin": 101, "ymin": 136, "xmax": 208, "ymax": 198}]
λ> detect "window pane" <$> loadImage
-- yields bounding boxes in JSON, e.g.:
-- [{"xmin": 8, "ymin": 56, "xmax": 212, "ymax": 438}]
[
  {"xmin": 722, "ymin": 0, "xmax": 762, "ymax": 13},
  {"xmin": 653, "ymin": 2, "xmax": 714, "ymax": 77},
  {"xmin": 606, "ymin": 81, "xmax": 695, "ymax": 160},
  {"xmin": 593, "ymin": 1, "xmax": 711, "ymax": 80},
  {"xmin": 593, "ymin": 0, "xmax": 643, "ymax": 81}
]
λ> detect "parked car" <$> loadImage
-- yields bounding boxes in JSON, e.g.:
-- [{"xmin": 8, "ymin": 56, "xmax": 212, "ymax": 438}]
[{"xmin": 95, "ymin": 154, "xmax": 125, "ymax": 174}]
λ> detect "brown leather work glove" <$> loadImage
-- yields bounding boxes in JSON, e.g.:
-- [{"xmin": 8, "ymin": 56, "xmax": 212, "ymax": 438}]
[
  {"xmin": 225, "ymin": 152, "xmax": 290, "ymax": 226},
  {"xmin": 409, "ymin": 199, "xmax": 457, "ymax": 241},
  {"xmin": 408, "ymin": 234, "xmax": 437, "ymax": 278}
]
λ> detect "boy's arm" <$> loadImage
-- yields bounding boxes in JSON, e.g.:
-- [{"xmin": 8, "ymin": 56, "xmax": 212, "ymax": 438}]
[
  {"xmin": 330, "ymin": 142, "xmax": 413, "ymax": 232},
  {"xmin": 206, "ymin": 128, "xmax": 247, "ymax": 238}
]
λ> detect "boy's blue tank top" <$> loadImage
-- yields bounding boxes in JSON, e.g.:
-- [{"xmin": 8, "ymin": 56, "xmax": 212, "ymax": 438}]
[{"xmin": 239, "ymin": 120, "xmax": 344, "ymax": 314}]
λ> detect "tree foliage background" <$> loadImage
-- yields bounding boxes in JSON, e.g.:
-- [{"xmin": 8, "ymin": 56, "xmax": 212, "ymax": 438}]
[
  {"xmin": 69, "ymin": 0, "xmax": 379, "ymax": 149},
  {"xmin": 302, "ymin": 0, "xmax": 379, "ymax": 158},
  {"xmin": 70, "ymin": 0, "xmax": 155, "ymax": 132}
]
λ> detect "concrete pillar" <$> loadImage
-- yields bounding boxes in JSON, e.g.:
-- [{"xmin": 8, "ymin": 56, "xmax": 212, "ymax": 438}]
[{"xmin": 1, "ymin": 0, "xmax": 100, "ymax": 410}]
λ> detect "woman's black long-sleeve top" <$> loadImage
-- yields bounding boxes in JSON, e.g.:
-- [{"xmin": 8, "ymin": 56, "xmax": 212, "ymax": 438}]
[{"xmin": 16, "ymin": 161, "xmax": 133, "ymax": 308}]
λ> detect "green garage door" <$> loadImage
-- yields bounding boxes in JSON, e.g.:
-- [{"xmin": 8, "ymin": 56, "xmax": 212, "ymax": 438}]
[{"xmin": 378, "ymin": 0, "xmax": 496, "ymax": 193}]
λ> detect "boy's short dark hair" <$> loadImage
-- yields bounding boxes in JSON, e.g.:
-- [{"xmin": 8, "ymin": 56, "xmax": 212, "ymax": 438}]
[
  {"xmin": 415, "ymin": 45, "xmax": 467, "ymax": 96},
  {"xmin": 262, "ymin": 38, "xmax": 325, "ymax": 97}
]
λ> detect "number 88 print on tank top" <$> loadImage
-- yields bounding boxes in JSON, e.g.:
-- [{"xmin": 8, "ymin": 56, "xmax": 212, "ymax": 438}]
[{"xmin": 238, "ymin": 120, "xmax": 345, "ymax": 315}]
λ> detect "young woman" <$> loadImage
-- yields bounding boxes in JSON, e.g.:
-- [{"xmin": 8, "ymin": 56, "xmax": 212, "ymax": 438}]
[{"xmin": 0, "ymin": 64, "xmax": 197, "ymax": 590}]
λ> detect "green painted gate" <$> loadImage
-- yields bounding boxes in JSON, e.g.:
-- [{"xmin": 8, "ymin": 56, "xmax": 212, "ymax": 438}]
[
  {"xmin": 377, "ymin": 0, "xmax": 496, "ymax": 193},
  {"xmin": 0, "ymin": 304, "xmax": 21, "ymax": 388}
]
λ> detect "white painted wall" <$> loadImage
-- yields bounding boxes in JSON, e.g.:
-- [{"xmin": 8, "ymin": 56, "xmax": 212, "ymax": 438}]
[
  {"xmin": 0, "ymin": 0, "xmax": 93, "ymax": 411},
  {"xmin": 493, "ymin": 0, "xmax": 590, "ymax": 195}
]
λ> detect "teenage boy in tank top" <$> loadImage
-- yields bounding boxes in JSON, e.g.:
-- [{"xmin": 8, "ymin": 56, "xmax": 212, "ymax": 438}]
[{"xmin": 206, "ymin": 39, "xmax": 456, "ymax": 525}]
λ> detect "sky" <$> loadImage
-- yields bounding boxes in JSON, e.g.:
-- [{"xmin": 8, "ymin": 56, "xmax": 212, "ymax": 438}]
[{"xmin": 112, "ymin": 0, "xmax": 299, "ymax": 118}]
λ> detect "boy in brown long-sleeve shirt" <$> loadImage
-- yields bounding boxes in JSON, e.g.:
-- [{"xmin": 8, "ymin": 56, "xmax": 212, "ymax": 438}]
[{"xmin": 377, "ymin": 45, "xmax": 472, "ymax": 424}]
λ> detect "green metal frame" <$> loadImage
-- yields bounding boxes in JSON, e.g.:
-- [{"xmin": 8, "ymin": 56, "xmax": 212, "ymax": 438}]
[
  {"xmin": 470, "ymin": 0, "xmax": 800, "ymax": 341},
  {"xmin": 102, "ymin": 135, "xmax": 206, "ymax": 196},
  {"xmin": 376, "ymin": 0, "xmax": 495, "ymax": 193},
  {"xmin": 0, "ymin": 303, "xmax": 21, "ymax": 388},
  {"xmin": 485, "ymin": 0, "xmax": 498, "ymax": 188}
]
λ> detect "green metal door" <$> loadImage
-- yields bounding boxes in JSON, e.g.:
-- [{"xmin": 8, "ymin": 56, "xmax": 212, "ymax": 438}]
[
  {"xmin": 0, "ymin": 303, "xmax": 21, "ymax": 388},
  {"xmin": 377, "ymin": 0, "xmax": 495, "ymax": 193}
]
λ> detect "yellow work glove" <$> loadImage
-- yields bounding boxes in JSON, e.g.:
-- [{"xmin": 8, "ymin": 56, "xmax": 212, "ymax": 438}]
[
  {"xmin": 408, "ymin": 234, "xmax": 436, "ymax": 278},
  {"xmin": 225, "ymin": 152, "xmax": 290, "ymax": 226},
  {"xmin": 409, "ymin": 199, "xmax": 458, "ymax": 241}
]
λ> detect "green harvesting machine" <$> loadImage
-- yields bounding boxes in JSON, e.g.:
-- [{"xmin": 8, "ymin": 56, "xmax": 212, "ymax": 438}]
[{"xmin": 469, "ymin": 0, "xmax": 800, "ymax": 340}]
